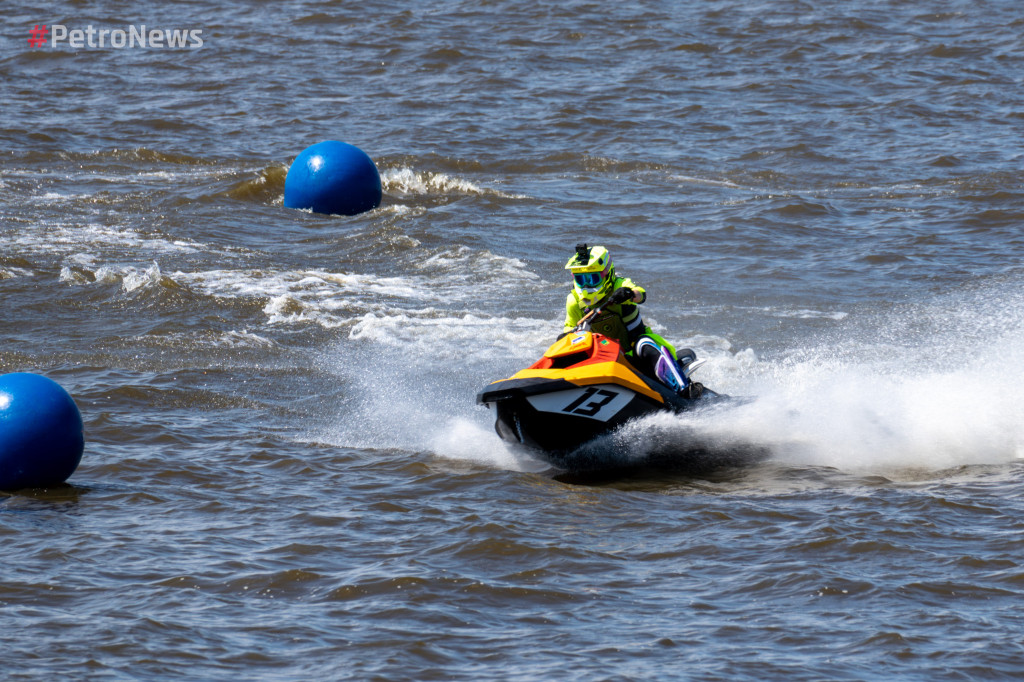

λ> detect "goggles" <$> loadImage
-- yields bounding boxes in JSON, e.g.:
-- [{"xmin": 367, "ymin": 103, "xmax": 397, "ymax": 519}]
[{"xmin": 573, "ymin": 271, "xmax": 604, "ymax": 289}]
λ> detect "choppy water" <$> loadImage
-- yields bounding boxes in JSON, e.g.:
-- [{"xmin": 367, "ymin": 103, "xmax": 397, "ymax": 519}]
[{"xmin": 3, "ymin": 0, "xmax": 1024, "ymax": 679}]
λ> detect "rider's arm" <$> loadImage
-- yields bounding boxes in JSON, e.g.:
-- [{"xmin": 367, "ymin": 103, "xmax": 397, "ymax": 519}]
[
  {"xmin": 617, "ymin": 277, "xmax": 646, "ymax": 304},
  {"xmin": 563, "ymin": 291, "xmax": 582, "ymax": 331}
]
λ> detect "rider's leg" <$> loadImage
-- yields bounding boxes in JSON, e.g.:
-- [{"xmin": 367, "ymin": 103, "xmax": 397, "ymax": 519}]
[
  {"xmin": 639, "ymin": 329, "xmax": 695, "ymax": 368},
  {"xmin": 634, "ymin": 336, "xmax": 687, "ymax": 392},
  {"xmin": 636, "ymin": 329, "xmax": 677, "ymax": 359},
  {"xmin": 633, "ymin": 336, "xmax": 662, "ymax": 378}
]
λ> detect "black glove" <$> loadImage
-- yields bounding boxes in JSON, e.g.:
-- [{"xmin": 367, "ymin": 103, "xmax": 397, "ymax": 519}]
[{"xmin": 607, "ymin": 287, "xmax": 634, "ymax": 305}]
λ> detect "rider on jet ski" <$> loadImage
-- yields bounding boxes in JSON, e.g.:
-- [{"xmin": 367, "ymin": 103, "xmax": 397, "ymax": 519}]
[{"xmin": 563, "ymin": 243, "xmax": 697, "ymax": 394}]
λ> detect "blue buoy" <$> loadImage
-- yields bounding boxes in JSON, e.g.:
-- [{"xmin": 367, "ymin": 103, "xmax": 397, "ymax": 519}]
[
  {"xmin": 284, "ymin": 141, "xmax": 382, "ymax": 216},
  {"xmin": 0, "ymin": 373, "xmax": 84, "ymax": 490}
]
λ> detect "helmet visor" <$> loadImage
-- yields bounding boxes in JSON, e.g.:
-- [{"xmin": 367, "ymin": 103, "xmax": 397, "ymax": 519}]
[{"xmin": 573, "ymin": 271, "xmax": 604, "ymax": 289}]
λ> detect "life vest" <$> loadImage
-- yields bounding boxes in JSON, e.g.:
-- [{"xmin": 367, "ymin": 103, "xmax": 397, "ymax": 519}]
[
  {"xmin": 565, "ymin": 277, "xmax": 648, "ymax": 350},
  {"xmin": 588, "ymin": 308, "xmax": 632, "ymax": 347},
  {"xmin": 578, "ymin": 297, "xmax": 643, "ymax": 349}
]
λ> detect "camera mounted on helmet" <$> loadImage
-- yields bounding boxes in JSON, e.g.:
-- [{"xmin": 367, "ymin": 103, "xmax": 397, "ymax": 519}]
[
  {"xmin": 574, "ymin": 243, "xmax": 591, "ymax": 266},
  {"xmin": 565, "ymin": 243, "xmax": 615, "ymax": 306}
]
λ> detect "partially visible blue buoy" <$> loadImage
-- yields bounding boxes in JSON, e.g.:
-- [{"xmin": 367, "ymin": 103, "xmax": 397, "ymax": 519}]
[
  {"xmin": 0, "ymin": 373, "xmax": 84, "ymax": 490},
  {"xmin": 284, "ymin": 140, "xmax": 382, "ymax": 216}
]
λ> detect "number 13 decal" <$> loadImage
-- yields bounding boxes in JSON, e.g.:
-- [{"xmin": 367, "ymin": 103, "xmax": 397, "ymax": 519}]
[{"xmin": 562, "ymin": 387, "xmax": 619, "ymax": 417}]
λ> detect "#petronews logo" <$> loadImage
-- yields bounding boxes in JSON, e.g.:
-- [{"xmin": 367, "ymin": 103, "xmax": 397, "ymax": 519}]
[{"xmin": 27, "ymin": 24, "xmax": 203, "ymax": 49}]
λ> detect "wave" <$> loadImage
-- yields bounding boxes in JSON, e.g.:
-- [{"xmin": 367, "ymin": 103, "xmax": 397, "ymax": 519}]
[
  {"xmin": 54, "ymin": 244, "xmax": 550, "ymax": 331},
  {"xmin": 219, "ymin": 165, "xmax": 288, "ymax": 203},
  {"xmin": 60, "ymin": 260, "xmax": 181, "ymax": 295},
  {"xmin": 8, "ymin": 220, "xmax": 200, "ymax": 261},
  {"xmin": 14, "ymin": 147, "xmax": 222, "ymax": 167},
  {"xmin": 216, "ymin": 163, "xmax": 526, "ymax": 208},
  {"xmin": 0, "ymin": 266, "xmax": 35, "ymax": 280},
  {"xmin": 380, "ymin": 167, "xmax": 525, "ymax": 199}
]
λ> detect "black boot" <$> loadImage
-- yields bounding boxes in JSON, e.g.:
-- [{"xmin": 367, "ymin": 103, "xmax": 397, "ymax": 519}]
[{"xmin": 675, "ymin": 348, "xmax": 696, "ymax": 369}]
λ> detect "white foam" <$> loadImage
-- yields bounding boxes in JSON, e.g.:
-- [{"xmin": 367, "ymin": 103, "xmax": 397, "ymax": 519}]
[
  {"xmin": 91, "ymin": 265, "xmax": 122, "ymax": 285},
  {"xmin": 349, "ymin": 311, "xmax": 553, "ymax": 362},
  {"xmin": 66, "ymin": 261, "xmax": 166, "ymax": 292},
  {"xmin": 262, "ymin": 294, "xmax": 345, "ymax": 328},
  {"xmin": 6, "ymin": 220, "xmax": 199, "ymax": 258},
  {"xmin": 311, "ymin": 300, "xmax": 562, "ymax": 467},
  {"xmin": 778, "ymin": 309, "xmax": 849, "ymax": 320},
  {"xmin": 672, "ymin": 174, "xmax": 742, "ymax": 188},
  {"xmin": 69, "ymin": 253, "xmax": 98, "ymax": 266},
  {"xmin": 417, "ymin": 245, "xmax": 542, "ymax": 285},
  {"xmin": 375, "ymin": 204, "xmax": 424, "ymax": 216},
  {"xmin": 167, "ymin": 267, "xmax": 442, "ymax": 328},
  {"xmin": 669, "ymin": 281, "xmax": 1024, "ymax": 473},
  {"xmin": 165, "ymin": 245, "xmax": 548, "ymax": 330},
  {"xmin": 381, "ymin": 167, "xmax": 526, "ymax": 199},
  {"xmin": 122, "ymin": 261, "xmax": 163, "ymax": 292},
  {"xmin": 0, "ymin": 267, "xmax": 34, "ymax": 280},
  {"xmin": 146, "ymin": 329, "xmax": 278, "ymax": 349},
  {"xmin": 59, "ymin": 266, "xmax": 86, "ymax": 284},
  {"xmin": 30, "ymin": 191, "xmax": 90, "ymax": 204},
  {"xmin": 174, "ymin": 268, "xmax": 431, "ymax": 301},
  {"xmin": 428, "ymin": 418, "xmax": 549, "ymax": 472},
  {"xmin": 218, "ymin": 330, "xmax": 277, "ymax": 348},
  {"xmin": 682, "ymin": 356, "xmax": 1024, "ymax": 473}
]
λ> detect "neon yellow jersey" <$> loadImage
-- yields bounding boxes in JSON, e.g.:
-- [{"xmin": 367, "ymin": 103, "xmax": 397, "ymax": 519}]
[{"xmin": 563, "ymin": 276, "xmax": 647, "ymax": 341}]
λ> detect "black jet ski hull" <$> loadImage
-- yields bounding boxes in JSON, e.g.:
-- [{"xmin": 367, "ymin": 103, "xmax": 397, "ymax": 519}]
[{"xmin": 478, "ymin": 375, "xmax": 720, "ymax": 461}]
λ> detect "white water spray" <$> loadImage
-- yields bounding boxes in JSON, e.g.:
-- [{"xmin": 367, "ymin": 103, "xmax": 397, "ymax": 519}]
[
  {"xmin": 319, "ymin": 272, "xmax": 1024, "ymax": 476},
  {"xmin": 674, "ymin": 278, "xmax": 1024, "ymax": 472}
]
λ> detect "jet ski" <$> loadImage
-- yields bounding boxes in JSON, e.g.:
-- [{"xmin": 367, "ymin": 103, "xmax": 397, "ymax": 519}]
[{"xmin": 476, "ymin": 306, "xmax": 727, "ymax": 465}]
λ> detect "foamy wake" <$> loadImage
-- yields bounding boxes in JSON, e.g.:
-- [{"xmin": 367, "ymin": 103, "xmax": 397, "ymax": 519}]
[
  {"xmin": 381, "ymin": 167, "xmax": 526, "ymax": 199},
  {"xmin": 680, "ymin": 352, "xmax": 1024, "ymax": 472},
  {"xmin": 428, "ymin": 418, "xmax": 549, "ymax": 473},
  {"xmin": 642, "ymin": 281, "xmax": 1024, "ymax": 473}
]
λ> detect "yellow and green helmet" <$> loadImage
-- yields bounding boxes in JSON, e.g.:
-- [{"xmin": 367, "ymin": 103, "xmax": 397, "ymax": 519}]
[{"xmin": 565, "ymin": 243, "xmax": 614, "ymax": 307}]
